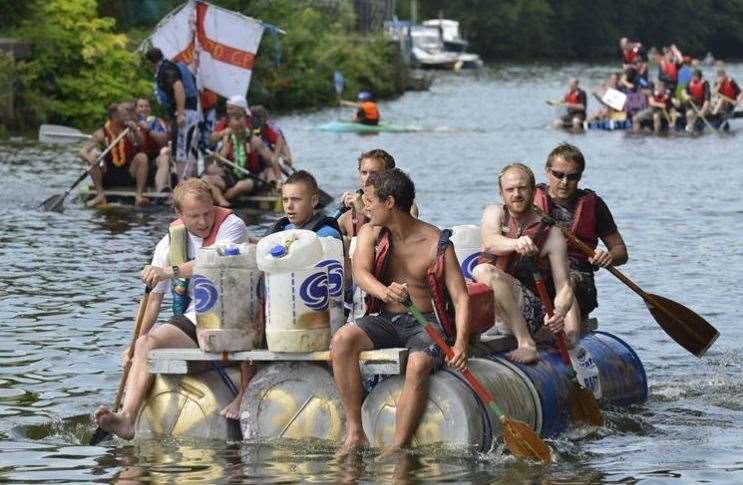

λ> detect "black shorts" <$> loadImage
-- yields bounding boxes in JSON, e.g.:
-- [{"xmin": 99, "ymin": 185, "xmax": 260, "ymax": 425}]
[
  {"xmin": 562, "ymin": 110, "xmax": 586, "ymax": 123},
  {"xmin": 102, "ymin": 163, "xmax": 135, "ymax": 187},
  {"xmin": 165, "ymin": 314, "xmax": 198, "ymax": 344},
  {"xmin": 354, "ymin": 311, "xmax": 446, "ymax": 370},
  {"xmin": 570, "ymin": 269, "xmax": 598, "ymax": 317}
]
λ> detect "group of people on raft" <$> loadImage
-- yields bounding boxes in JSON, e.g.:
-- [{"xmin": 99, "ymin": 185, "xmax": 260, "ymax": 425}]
[
  {"xmin": 555, "ymin": 37, "xmax": 742, "ymax": 133},
  {"xmin": 92, "ymin": 142, "xmax": 629, "ymax": 454},
  {"xmin": 79, "ymin": 48, "xmax": 293, "ymax": 208}
]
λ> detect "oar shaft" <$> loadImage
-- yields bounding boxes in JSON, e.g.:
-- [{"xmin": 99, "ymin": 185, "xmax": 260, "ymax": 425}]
[
  {"xmin": 205, "ymin": 149, "xmax": 267, "ymax": 188},
  {"xmin": 112, "ymin": 287, "xmax": 151, "ymax": 410},
  {"xmin": 531, "ymin": 271, "xmax": 572, "ymax": 366}
]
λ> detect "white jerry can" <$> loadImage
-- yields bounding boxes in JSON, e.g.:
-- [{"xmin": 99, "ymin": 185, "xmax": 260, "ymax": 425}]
[{"xmin": 450, "ymin": 224, "xmax": 483, "ymax": 280}]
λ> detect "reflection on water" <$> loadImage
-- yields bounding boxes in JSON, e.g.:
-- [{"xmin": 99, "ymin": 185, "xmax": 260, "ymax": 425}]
[{"xmin": 2, "ymin": 64, "xmax": 743, "ymax": 482}]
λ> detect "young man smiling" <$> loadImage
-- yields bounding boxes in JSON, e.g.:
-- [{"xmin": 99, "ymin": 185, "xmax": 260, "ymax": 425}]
[{"xmin": 534, "ymin": 143, "xmax": 628, "ymax": 342}]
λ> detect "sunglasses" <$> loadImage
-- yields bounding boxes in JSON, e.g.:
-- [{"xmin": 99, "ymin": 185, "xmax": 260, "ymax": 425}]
[{"xmin": 550, "ymin": 169, "xmax": 581, "ymax": 182}]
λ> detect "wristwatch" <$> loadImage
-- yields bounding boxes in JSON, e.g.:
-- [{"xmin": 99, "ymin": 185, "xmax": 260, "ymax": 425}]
[{"xmin": 171, "ymin": 265, "xmax": 180, "ymax": 278}]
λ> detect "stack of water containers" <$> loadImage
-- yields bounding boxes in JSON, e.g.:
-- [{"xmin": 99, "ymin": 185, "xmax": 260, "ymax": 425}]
[
  {"xmin": 257, "ymin": 230, "xmax": 345, "ymax": 352},
  {"xmin": 193, "ymin": 242, "xmax": 264, "ymax": 352}
]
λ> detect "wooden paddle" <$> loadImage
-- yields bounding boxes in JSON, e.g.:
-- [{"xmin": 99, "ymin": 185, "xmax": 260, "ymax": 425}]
[
  {"xmin": 205, "ymin": 149, "xmax": 273, "ymax": 191},
  {"xmin": 527, "ymin": 261, "xmax": 603, "ymax": 427},
  {"xmin": 681, "ymin": 91, "xmax": 717, "ymax": 132},
  {"xmin": 89, "ymin": 286, "xmax": 151, "ymax": 445},
  {"xmin": 38, "ymin": 124, "xmax": 92, "ymax": 144},
  {"xmin": 534, "ymin": 205, "xmax": 719, "ymax": 357},
  {"xmin": 40, "ymin": 128, "xmax": 130, "ymax": 212},
  {"xmin": 405, "ymin": 301, "xmax": 552, "ymax": 463},
  {"xmin": 276, "ymin": 159, "xmax": 334, "ymax": 209}
]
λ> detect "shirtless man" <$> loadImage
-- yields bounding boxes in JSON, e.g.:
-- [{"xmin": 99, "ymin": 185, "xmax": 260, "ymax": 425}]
[
  {"xmin": 331, "ymin": 168, "xmax": 470, "ymax": 454},
  {"xmin": 92, "ymin": 179, "xmax": 249, "ymax": 439},
  {"xmin": 473, "ymin": 163, "xmax": 575, "ymax": 364}
]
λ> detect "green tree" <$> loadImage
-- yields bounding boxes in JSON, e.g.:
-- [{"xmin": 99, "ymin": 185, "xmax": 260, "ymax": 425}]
[{"xmin": 15, "ymin": 0, "xmax": 150, "ymax": 130}]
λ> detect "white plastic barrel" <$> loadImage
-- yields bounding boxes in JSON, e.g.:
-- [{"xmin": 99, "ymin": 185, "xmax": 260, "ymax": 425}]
[
  {"xmin": 193, "ymin": 242, "xmax": 263, "ymax": 352},
  {"xmin": 316, "ymin": 237, "xmax": 345, "ymax": 336},
  {"xmin": 450, "ymin": 225, "xmax": 482, "ymax": 280},
  {"xmin": 347, "ymin": 236, "xmax": 367, "ymax": 322},
  {"xmin": 256, "ymin": 230, "xmax": 331, "ymax": 352}
]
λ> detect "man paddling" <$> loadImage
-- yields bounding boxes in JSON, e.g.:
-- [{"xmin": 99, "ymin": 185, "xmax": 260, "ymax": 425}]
[
  {"xmin": 93, "ymin": 179, "xmax": 249, "ymax": 439},
  {"xmin": 554, "ymin": 78, "xmax": 587, "ymax": 131},
  {"xmin": 473, "ymin": 163, "xmax": 575, "ymax": 364},
  {"xmin": 331, "ymin": 168, "xmax": 470, "ymax": 454},
  {"xmin": 683, "ymin": 69, "xmax": 711, "ymax": 132},
  {"xmin": 79, "ymin": 102, "xmax": 148, "ymax": 207},
  {"xmin": 134, "ymin": 97, "xmax": 171, "ymax": 193},
  {"xmin": 251, "ymin": 105, "xmax": 293, "ymax": 167},
  {"xmin": 711, "ymin": 69, "xmax": 742, "ymax": 117},
  {"xmin": 339, "ymin": 91, "xmax": 380, "ymax": 125},
  {"xmin": 533, "ymin": 144, "xmax": 628, "ymax": 343}
]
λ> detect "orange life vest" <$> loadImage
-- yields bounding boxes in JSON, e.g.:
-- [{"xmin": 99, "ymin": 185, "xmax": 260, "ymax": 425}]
[
  {"xmin": 688, "ymin": 79, "xmax": 707, "ymax": 104},
  {"xmin": 564, "ymin": 89, "xmax": 582, "ymax": 106},
  {"xmin": 103, "ymin": 121, "xmax": 136, "ymax": 168},
  {"xmin": 359, "ymin": 101, "xmax": 380, "ymax": 122}
]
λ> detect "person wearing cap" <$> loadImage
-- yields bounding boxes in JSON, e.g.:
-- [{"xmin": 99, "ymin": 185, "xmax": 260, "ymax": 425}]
[
  {"xmin": 208, "ymin": 95, "xmax": 252, "ymax": 145},
  {"xmin": 340, "ymin": 91, "xmax": 380, "ymax": 125}
]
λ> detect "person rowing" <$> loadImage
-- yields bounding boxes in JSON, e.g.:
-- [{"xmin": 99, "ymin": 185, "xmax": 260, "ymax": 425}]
[
  {"xmin": 134, "ymin": 97, "xmax": 171, "ymax": 193},
  {"xmin": 683, "ymin": 69, "xmax": 711, "ymax": 132},
  {"xmin": 208, "ymin": 95, "xmax": 252, "ymax": 146},
  {"xmin": 339, "ymin": 91, "xmax": 380, "ymax": 125},
  {"xmin": 533, "ymin": 144, "xmax": 628, "ymax": 341},
  {"xmin": 331, "ymin": 168, "xmax": 470, "ymax": 455},
  {"xmin": 554, "ymin": 78, "xmax": 587, "ymax": 131},
  {"xmin": 201, "ymin": 109, "xmax": 280, "ymax": 207},
  {"xmin": 92, "ymin": 179, "xmax": 250, "ymax": 439},
  {"xmin": 79, "ymin": 102, "xmax": 148, "ymax": 207},
  {"xmin": 250, "ymin": 105, "xmax": 293, "ymax": 167},
  {"xmin": 473, "ymin": 163, "xmax": 576, "ymax": 364},
  {"xmin": 711, "ymin": 68, "xmax": 742, "ymax": 117},
  {"xmin": 633, "ymin": 80, "xmax": 673, "ymax": 133}
]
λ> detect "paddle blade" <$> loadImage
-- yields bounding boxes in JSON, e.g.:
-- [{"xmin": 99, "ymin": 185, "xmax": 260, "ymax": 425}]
[
  {"xmin": 567, "ymin": 381, "xmax": 603, "ymax": 426},
  {"xmin": 39, "ymin": 124, "xmax": 91, "ymax": 144},
  {"xmin": 40, "ymin": 193, "xmax": 66, "ymax": 212},
  {"xmin": 645, "ymin": 293, "xmax": 719, "ymax": 357},
  {"xmin": 333, "ymin": 71, "xmax": 344, "ymax": 97},
  {"xmin": 316, "ymin": 188, "xmax": 334, "ymax": 209},
  {"xmin": 88, "ymin": 426, "xmax": 110, "ymax": 446},
  {"xmin": 500, "ymin": 417, "xmax": 552, "ymax": 463}
]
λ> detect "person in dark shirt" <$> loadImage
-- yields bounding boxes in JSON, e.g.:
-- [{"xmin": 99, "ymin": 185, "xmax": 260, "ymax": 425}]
[
  {"xmin": 555, "ymin": 78, "xmax": 587, "ymax": 131},
  {"xmin": 534, "ymin": 144, "xmax": 628, "ymax": 343}
]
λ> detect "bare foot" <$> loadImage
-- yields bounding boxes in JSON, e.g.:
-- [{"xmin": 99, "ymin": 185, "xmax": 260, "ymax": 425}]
[
  {"xmin": 93, "ymin": 405, "xmax": 135, "ymax": 440},
  {"xmin": 220, "ymin": 395, "xmax": 241, "ymax": 420},
  {"xmin": 336, "ymin": 431, "xmax": 369, "ymax": 457},
  {"xmin": 506, "ymin": 345, "xmax": 539, "ymax": 364},
  {"xmin": 376, "ymin": 445, "xmax": 402, "ymax": 461},
  {"xmin": 134, "ymin": 195, "xmax": 149, "ymax": 207},
  {"xmin": 86, "ymin": 194, "xmax": 107, "ymax": 207}
]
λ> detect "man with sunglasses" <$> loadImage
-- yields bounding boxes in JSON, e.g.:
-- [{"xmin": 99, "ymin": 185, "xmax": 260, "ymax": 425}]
[{"xmin": 534, "ymin": 143, "xmax": 628, "ymax": 344}]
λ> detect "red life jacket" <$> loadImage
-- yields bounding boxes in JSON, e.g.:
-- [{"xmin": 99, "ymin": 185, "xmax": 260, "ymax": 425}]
[
  {"xmin": 364, "ymin": 228, "xmax": 457, "ymax": 338},
  {"xmin": 659, "ymin": 59, "xmax": 678, "ymax": 83},
  {"xmin": 169, "ymin": 207, "xmax": 233, "ymax": 248},
  {"xmin": 360, "ymin": 101, "xmax": 380, "ymax": 122},
  {"xmin": 719, "ymin": 78, "xmax": 740, "ymax": 100},
  {"xmin": 564, "ymin": 89, "xmax": 581, "ymax": 105},
  {"xmin": 688, "ymin": 79, "xmax": 706, "ymax": 104},
  {"xmin": 652, "ymin": 90, "xmax": 669, "ymax": 107},
  {"xmin": 224, "ymin": 136, "xmax": 263, "ymax": 175},
  {"xmin": 622, "ymin": 43, "xmax": 643, "ymax": 64},
  {"xmin": 533, "ymin": 185, "xmax": 599, "ymax": 265},
  {"xmin": 103, "ymin": 121, "xmax": 137, "ymax": 168}
]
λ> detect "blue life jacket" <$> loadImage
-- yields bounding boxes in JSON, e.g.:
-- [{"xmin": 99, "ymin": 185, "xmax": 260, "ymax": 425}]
[{"xmin": 155, "ymin": 60, "xmax": 198, "ymax": 112}]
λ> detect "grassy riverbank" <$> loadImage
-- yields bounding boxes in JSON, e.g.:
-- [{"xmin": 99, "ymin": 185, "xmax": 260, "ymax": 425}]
[{"xmin": 0, "ymin": 0, "xmax": 408, "ymax": 133}]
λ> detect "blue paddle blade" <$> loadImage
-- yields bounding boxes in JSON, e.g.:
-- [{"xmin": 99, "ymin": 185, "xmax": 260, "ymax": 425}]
[{"xmin": 333, "ymin": 71, "xmax": 344, "ymax": 96}]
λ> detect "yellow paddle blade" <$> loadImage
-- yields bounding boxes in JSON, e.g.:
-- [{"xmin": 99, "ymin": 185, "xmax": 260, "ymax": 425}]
[
  {"xmin": 500, "ymin": 417, "xmax": 552, "ymax": 463},
  {"xmin": 567, "ymin": 382, "xmax": 603, "ymax": 427}
]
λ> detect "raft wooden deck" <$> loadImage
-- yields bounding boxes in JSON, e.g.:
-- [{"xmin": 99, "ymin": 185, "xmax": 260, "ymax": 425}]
[{"xmin": 148, "ymin": 347, "xmax": 409, "ymax": 375}]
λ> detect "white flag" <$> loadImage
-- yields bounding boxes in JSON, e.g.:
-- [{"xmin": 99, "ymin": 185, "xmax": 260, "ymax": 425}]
[
  {"xmin": 194, "ymin": 1, "xmax": 264, "ymax": 99},
  {"xmin": 147, "ymin": 2, "xmax": 196, "ymax": 66}
]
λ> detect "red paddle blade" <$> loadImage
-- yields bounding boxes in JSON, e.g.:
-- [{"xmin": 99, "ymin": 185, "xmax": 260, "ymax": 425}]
[
  {"xmin": 645, "ymin": 293, "xmax": 719, "ymax": 358},
  {"xmin": 500, "ymin": 417, "xmax": 552, "ymax": 462},
  {"xmin": 567, "ymin": 381, "xmax": 603, "ymax": 427}
]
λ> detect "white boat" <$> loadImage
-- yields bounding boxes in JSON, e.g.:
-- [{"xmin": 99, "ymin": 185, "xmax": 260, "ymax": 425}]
[
  {"xmin": 409, "ymin": 25, "xmax": 461, "ymax": 69},
  {"xmin": 421, "ymin": 19, "xmax": 484, "ymax": 69}
]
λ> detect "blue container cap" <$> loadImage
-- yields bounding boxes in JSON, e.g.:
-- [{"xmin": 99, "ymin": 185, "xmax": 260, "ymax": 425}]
[
  {"xmin": 270, "ymin": 245, "xmax": 287, "ymax": 258},
  {"xmin": 223, "ymin": 246, "xmax": 240, "ymax": 256}
]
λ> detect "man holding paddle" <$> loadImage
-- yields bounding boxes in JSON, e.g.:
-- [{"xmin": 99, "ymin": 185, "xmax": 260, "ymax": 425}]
[
  {"xmin": 331, "ymin": 168, "xmax": 470, "ymax": 454},
  {"xmin": 474, "ymin": 163, "xmax": 576, "ymax": 364},
  {"xmin": 79, "ymin": 102, "xmax": 149, "ymax": 207},
  {"xmin": 92, "ymin": 179, "xmax": 248, "ymax": 440},
  {"xmin": 534, "ymin": 144, "xmax": 628, "ymax": 343}
]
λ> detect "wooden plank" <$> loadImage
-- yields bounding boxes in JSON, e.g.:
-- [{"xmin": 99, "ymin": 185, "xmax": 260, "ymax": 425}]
[{"xmin": 148, "ymin": 347, "xmax": 408, "ymax": 375}]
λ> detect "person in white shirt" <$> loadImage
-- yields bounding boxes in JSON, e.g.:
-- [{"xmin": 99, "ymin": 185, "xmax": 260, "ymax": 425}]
[{"xmin": 93, "ymin": 178, "xmax": 248, "ymax": 440}]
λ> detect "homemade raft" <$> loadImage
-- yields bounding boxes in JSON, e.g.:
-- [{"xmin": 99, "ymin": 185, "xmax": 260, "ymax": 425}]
[{"xmin": 142, "ymin": 329, "xmax": 647, "ymax": 448}]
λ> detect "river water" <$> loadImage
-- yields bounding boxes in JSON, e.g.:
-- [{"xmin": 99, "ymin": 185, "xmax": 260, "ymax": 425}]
[{"xmin": 2, "ymin": 63, "xmax": 742, "ymax": 483}]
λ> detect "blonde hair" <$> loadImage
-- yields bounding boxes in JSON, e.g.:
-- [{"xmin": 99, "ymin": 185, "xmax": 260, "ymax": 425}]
[
  {"xmin": 172, "ymin": 178, "xmax": 214, "ymax": 211},
  {"xmin": 497, "ymin": 163, "xmax": 535, "ymax": 192}
]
